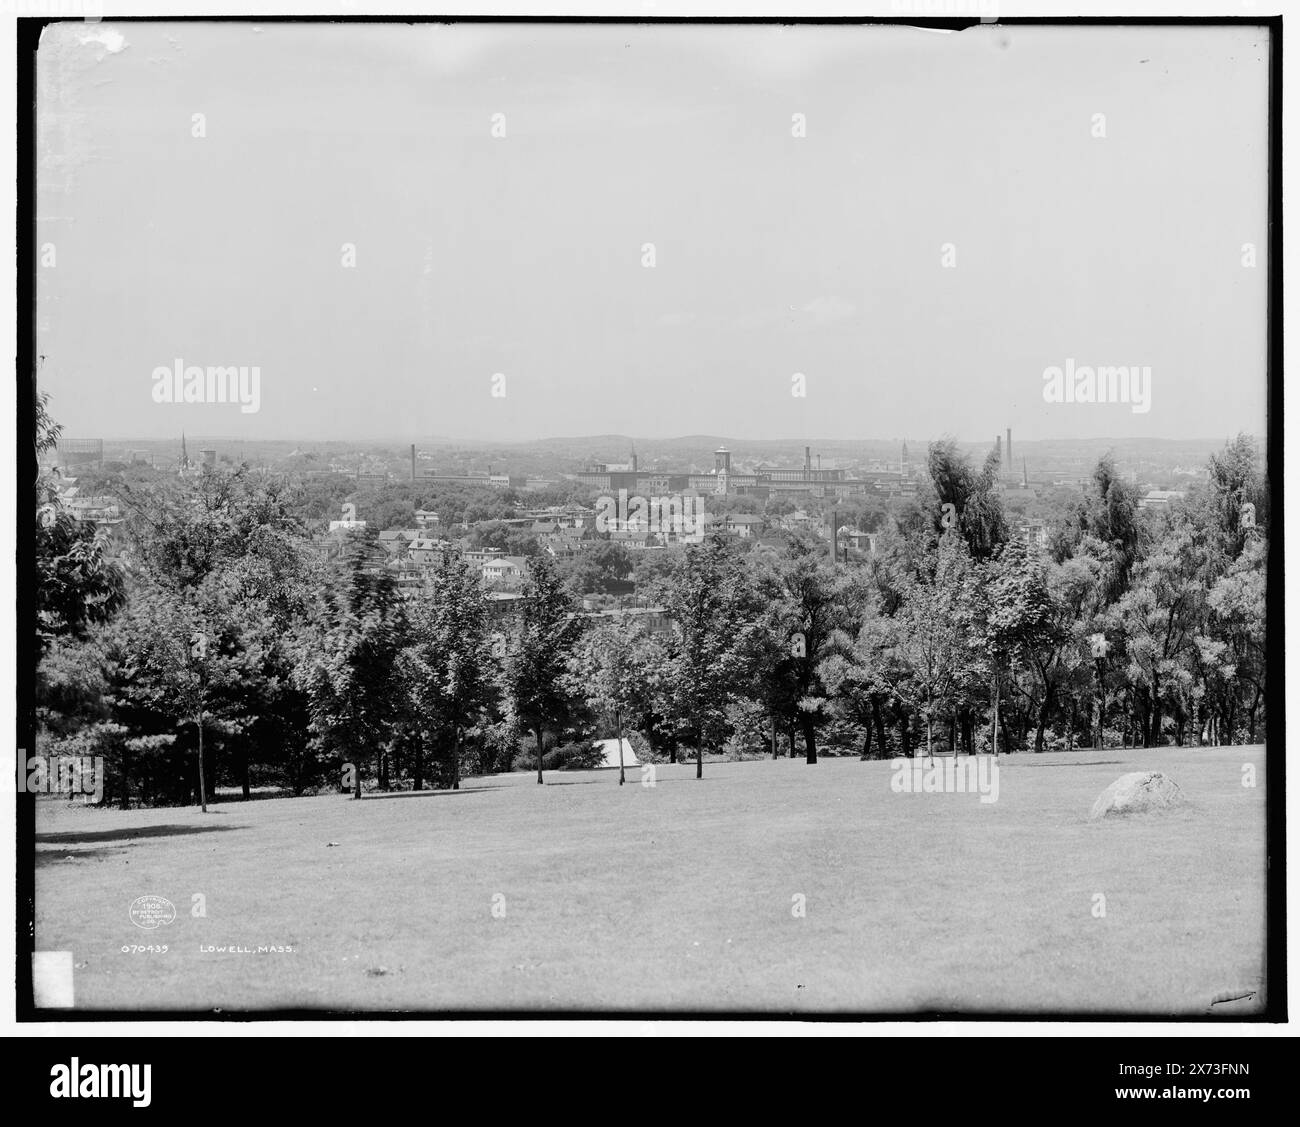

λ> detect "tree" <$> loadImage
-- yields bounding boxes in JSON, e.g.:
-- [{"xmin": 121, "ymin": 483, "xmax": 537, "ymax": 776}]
[
  {"xmin": 558, "ymin": 541, "xmax": 634, "ymax": 595},
  {"xmin": 503, "ymin": 554, "xmax": 586, "ymax": 784},
  {"xmin": 572, "ymin": 617, "xmax": 648, "ymax": 784},
  {"xmin": 768, "ymin": 535, "xmax": 854, "ymax": 763},
  {"xmin": 896, "ymin": 533, "xmax": 981, "ymax": 763},
  {"xmin": 299, "ymin": 535, "xmax": 410, "ymax": 797},
  {"xmin": 819, "ymin": 594, "xmax": 904, "ymax": 761},
  {"xmin": 1204, "ymin": 535, "xmax": 1266, "ymax": 742},
  {"xmin": 1116, "ymin": 525, "xmax": 1206, "ymax": 746},
  {"xmin": 1204, "ymin": 433, "xmax": 1266, "ymax": 563},
  {"xmin": 1072, "ymin": 455, "xmax": 1143, "ymax": 600},
  {"xmin": 403, "ymin": 553, "xmax": 494, "ymax": 790},
  {"xmin": 34, "ymin": 394, "xmax": 125, "ymax": 661},
  {"xmin": 986, "ymin": 537, "xmax": 1073, "ymax": 753},
  {"xmin": 927, "ymin": 438, "xmax": 1009, "ymax": 562},
  {"xmin": 660, "ymin": 536, "xmax": 765, "ymax": 778}
]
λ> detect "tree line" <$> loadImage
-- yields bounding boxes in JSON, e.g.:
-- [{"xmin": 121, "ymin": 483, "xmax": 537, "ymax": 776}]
[{"xmin": 34, "ymin": 401, "xmax": 1268, "ymax": 807}]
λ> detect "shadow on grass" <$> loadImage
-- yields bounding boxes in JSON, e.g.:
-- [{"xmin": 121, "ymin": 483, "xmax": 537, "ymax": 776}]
[
  {"xmin": 36, "ymin": 845, "xmax": 130, "ymax": 867},
  {"xmin": 36, "ymin": 823, "xmax": 245, "ymax": 846},
  {"xmin": 1007, "ymin": 760, "xmax": 1125, "ymax": 768},
  {"xmin": 360, "ymin": 788, "xmax": 489, "ymax": 801}
]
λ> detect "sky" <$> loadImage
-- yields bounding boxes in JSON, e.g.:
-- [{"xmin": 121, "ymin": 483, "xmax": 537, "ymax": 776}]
[{"xmin": 35, "ymin": 20, "xmax": 1270, "ymax": 443}]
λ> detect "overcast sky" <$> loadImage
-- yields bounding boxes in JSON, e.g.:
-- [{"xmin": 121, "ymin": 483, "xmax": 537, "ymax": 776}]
[{"xmin": 36, "ymin": 20, "xmax": 1269, "ymax": 443}]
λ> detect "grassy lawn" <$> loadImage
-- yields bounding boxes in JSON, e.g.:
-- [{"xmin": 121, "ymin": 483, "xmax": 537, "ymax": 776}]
[{"xmin": 34, "ymin": 744, "xmax": 1267, "ymax": 1015}]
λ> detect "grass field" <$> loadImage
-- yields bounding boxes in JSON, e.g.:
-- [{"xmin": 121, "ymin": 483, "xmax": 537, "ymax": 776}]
[{"xmin": 34, "ymin": 744, "xmax": 1267, "ymax": 1015}]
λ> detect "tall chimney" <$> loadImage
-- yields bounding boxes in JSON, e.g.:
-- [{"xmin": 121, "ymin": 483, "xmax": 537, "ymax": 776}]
[
  {"xmin": 1006, "ymin": 428, "xmax": 1012, "ymax": 476},
  {"xmin": 411, "ymin": 443, "xmax": 416, "ymax": 482},
  {"xmin": 805, "ymin": 445, "xmax": 812, "ymax": 480}
]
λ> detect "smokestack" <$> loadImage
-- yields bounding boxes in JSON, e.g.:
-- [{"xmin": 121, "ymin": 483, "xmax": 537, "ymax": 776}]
[
  {"xmin": 805, "ymin": 445, "xmax": 811, "ymax": 480},
  {"xmin": 995, "ymin": 434, "xmax": 1002, "ymax": 462},
  {"xmin": 411, "ymin": 443, "xmax": 416, "ymax": 482},
  {"xmin": 1006, "ymin": 428, "xmax": 1012, "ymax": 475}
]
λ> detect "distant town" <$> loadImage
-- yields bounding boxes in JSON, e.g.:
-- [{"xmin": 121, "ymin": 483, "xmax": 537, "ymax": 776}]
[{"xmin": 46, "ymin": 430, "xmax": 1228, "ymax": 593}]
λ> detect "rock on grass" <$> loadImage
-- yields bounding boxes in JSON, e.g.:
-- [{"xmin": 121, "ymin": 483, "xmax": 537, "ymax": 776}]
[{"xmin": 1090, "ymin": 771, "xmax": 1186, "ymax": 820}]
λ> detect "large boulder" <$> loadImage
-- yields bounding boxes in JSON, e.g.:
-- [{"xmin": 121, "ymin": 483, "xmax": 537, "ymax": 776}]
[{"xmin": 1089, "ymin": 771, "xmax": 1186, "ymax": 820}]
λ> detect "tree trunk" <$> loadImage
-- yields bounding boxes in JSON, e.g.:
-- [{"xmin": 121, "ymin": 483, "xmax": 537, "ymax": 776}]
[
  {"xmin": 452, "ymin": 725, "xmax": 461, "ymax": 790},
  {"xmin": 873, "ymin": 700, "xmax": 888, "ymax": 761},
  {"xmin": 241, "ymin": 744, "xmax": 250, "ymax": 801},
  {"xmin": 1000, "ymin": 709, "xmax": 1015, "ymax": 755},
  {"xmin": 1096, "ymin": 665, "xmax": 1105, "ymax": 750},
  {"xmin": 695, "ymin": 723, "xmax": 703, "ymax": 779},
  {"xmin": 413, "ymin": 736, "xmax": 424, "ymax": 791},
  {"xmin": 196, "ymin": 712, "xmax": 207, "ymax": 813},
  {"xmin": 991, "ymin": 675, "xmax": 1000, "ymax": 758},
  {"xmin": 771, "ymin": 714, "xmax": 779, "ymax": 759},
  {"xmin": 536, "ymin": 728, "xmax": 545, "ymax": 784},
  {"xmin": 1034, "ymin": 689, "xmax": 1052, "ymax": 754},
  {"xmin": 860, "ymin": 718, "xmax": 872, "ymax": 761},
  {"xmin": 802, "ymin": 713, "xmax": 817, "ymax": 765},
  {"xmin": 615, "ymin": 708, "xmax": 626, "ymax": 786}
]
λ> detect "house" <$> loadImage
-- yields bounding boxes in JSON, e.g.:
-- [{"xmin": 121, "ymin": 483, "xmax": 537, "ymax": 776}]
[
  {"xmin": 408, "ymin": 538, "xmax": 448, "ymax": 566},
  {"xmin": 378, "ymin": 530, "xmax": 412, "ymax": 556},
  {"xmin": 386, "ymin": 559, "xmax": 428, "ymax": 591},
  {"xmin": 62, "ymin": 493, "xmax": 123, "ymax": 526},
  {"xmin": 540, "ymin": 529, "xmax": 586, "ymax": 558},
  {"xmin": 609, "ymin": 528, "xmax": 657, "ymax": 549},
  {"xmin": 583, "ymin": 605, "xmax": 672, "ymax": 635},
  {"xmin": 486, "ymin": 591, "xmax": 528, "ymax": 628},
  {"xmin": 1138, "ymin": 490, "xmax": 1187, "ymax": 510},
  {"xmin": 720, "ymin": 513, "xmax": 765, "ymax": 538},
  {"xmin": 838, "ymin": 527, "xmax": 875, "ymax": 553},
  {"xmin": 480, "ymin": 555, "xmax": 530, "ymax": 585},
  {"xmin": 1016, "ymin": 520, "xmax": 1048, "ymax": 550}
]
